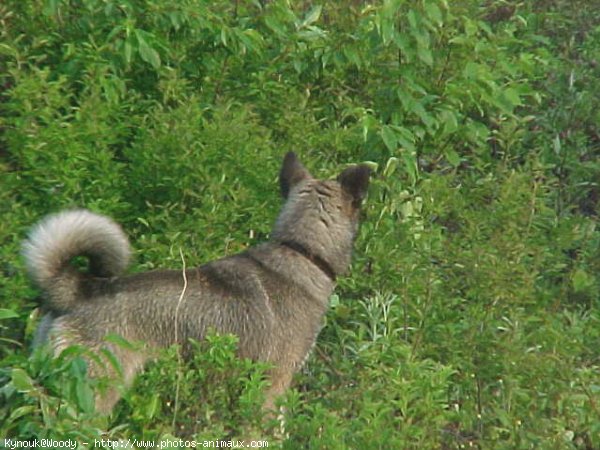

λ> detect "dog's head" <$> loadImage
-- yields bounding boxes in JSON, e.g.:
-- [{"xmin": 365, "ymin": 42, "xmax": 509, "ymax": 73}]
[{"xmin": 272, "ymin": 152, "xmax": 370, "ymax": 277}]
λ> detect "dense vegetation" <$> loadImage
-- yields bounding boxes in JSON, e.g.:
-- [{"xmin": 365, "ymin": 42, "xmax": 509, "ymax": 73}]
[{"xmin": 1, "ymin": 0, "xmax": 598, "ymax": 448}]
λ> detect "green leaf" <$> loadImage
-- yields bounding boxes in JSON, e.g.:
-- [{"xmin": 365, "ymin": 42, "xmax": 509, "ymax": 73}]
[
  {"xmin": 343, "ymin": 46, "xmax": 362, "ymax": 67},
  {"xmin": 407, "ymin": 9, "xmax": 419, "ymax": 30},
  {"xmin": 381, "ymin": 125, "xmax": 398, "ymax": 152},
  {"xmin": 220, "ymin": 26, "xmax": 229, "ymax": 47},
  {"xmin": 395, "ymin": 126, "xmax": 416, "ymax": 152},
  {"xmin": 298, "ymin": 27, "xmax": 326, "ymax": 42},
  {"xmin": 136, "ymin": 31, "xmax": 161, "ymax": 69},
  {"xmin": 424, "ymin": 1, "xmax": 443, "ymax": 26},
  {"xmin": 12, "ymin": 368, "xmax": 34, "ymax": 392},
  {"xmin": 76, "ymin": 380, "xmax": 95, "ymax": 413},
  {"xmin": 463, "ymin": 62, "xmax": 482, "ymax": 80},
  {"xmin": 0, "ymin": 308, "xmax": 19, "ymax": 320},
  {"xmin": 302, "ymin": 5, "xmax": 322, "ymax": 28},
  {"xmin": 445, "ymin": 149, "xmax": 461, "ymax": 166},
  {"xmin": 264, "ymin": 15, "xmax": 286, "ymax": 36},
  {"xmin": 383, "ymin": 157, "xmax": 399, "ymax": 177},
  {"xmin": 8, "ymin": 405, "xmax": 37, "ymax": 423},
  {"xmin": 417, "ymin": 45, "xmax": 433, "ymax": 66},
  {"xmin": 329, "ymin": 294, "xmax": 340, "ymax": 308},
  {"xmin": 169, "ymin": 11, "xmax": 182, "ymax": 31},
  {"xmin": 138, "ymin": 393, "xmax": 160, "ymax": 419},
  {"xmin": 495, "ymin": 87, "xmax": 522, "ymax": 113},
  {"xmin": 100, "ymin": 347, "xmax": 124, "ymax": 377},
  {"xmin": 361, "ymin": 114, "xmax": 377, "ymax": 142},
  {"xmin": 553, "ymin": 134, "xmax": 561, "ymax": 155},
  {"xmin": 104, "ymin": 333, "xmax": 139, "ymax": 351},
  {"xmin": 439, "ymin": 109, "xmax": 459, "ymax": 134},
  {"xmin": 401, "ymin": 149, "xmax": 419, "ymax": 184},
  {"xmin": 503, "ymin": 87, "xmax": 522, "ymax": 107},
  {"xmin": 124, "ymin": 39, "xmax": 133, "ymax": 65},
  {"xmin": 380, "ymin": 18, "xmax": 395, "ymax": 45},
  {"xmin": 242, "ymin": 29, "xmax": 265, "ymax": 53},
  {"xmin": 572, "ymin": 268, "xmax": 594, "ymax": 292},
  {"xmin": 43, "ymin": 0, "xmax": 61, "ymax": 16}
]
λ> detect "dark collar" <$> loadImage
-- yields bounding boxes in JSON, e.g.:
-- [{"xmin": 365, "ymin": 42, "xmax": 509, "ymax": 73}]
[{"xmin": 280, "ymin": 240, "xmax": 337, "ymax": 282}]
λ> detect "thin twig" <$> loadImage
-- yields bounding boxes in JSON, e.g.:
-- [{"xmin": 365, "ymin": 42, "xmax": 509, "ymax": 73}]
[{"xmin": 172, "ymin": 248, "xmax": 188, "ymax": 429}]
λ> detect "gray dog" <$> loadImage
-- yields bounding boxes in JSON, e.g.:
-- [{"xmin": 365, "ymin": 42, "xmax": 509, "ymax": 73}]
[{"xmin": 24, "ymin": 152, "xmax": 370, "ymax": 414}]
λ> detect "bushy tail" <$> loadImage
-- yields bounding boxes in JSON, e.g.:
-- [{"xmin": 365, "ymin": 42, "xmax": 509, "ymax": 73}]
[{"xmin": 22, "ymin": 209, "xmax": 131, "ymax": 312}]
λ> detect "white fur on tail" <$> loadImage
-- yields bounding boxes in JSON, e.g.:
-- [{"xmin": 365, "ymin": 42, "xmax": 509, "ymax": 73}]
[{"xmin": 23, "ymin": 209, "xmax": 131, "ymax": 310}]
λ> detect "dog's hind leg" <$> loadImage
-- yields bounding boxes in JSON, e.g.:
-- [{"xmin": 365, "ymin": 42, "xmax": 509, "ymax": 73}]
[{"xmin": 90, "ymin": 344, "xmax": 148, "ymax": 414}]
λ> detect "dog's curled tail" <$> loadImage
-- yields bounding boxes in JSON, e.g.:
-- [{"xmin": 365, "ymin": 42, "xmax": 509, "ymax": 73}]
[{"xmin": 23, "ymin": 209, "xmax": 131, "ymax": 312}]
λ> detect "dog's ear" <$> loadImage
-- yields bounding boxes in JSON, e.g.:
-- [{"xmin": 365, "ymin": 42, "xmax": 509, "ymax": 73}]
[
  {"xmin": 338, "ymin": 165, "xmax": 371, "ymax": 206},
  {"xmin": 280, "ymin": 152, "xmax": 311, "ymax": 198}
]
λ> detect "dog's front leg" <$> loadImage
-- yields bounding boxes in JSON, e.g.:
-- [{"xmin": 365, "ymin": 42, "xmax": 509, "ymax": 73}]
[
  {"xmin": 261, "ymin": 366, "xmax": 293, "ymax": 440},
  {"xmin": 263, "ymin": 366, "xmax": 293, "ymax": 411}
]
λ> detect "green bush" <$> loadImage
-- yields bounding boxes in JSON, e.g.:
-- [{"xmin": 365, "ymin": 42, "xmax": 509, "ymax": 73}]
[
  {"xmin": 1, "ymin": 0, "xmax": 598, "ymax": 447},
  {"xmin": 0, "ymin": 345, "xmax": 108, "ymax": 440},
  {"xmin": 119, "ymin": 335, "xmax": 271, "ymax": 441}
]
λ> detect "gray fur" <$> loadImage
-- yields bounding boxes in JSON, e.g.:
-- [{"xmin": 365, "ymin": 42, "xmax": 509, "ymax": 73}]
[
  {"xmin": 25, "ymin": 152, "xmax": 370, "ymax": 414},
  {"xmin": 23, "ymin": 209, "xmax": 131, "ymax": 312}
]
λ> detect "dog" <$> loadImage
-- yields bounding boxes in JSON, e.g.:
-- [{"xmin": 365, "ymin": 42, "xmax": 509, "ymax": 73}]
[{"xmin": 23, "ymin": 152, "xmax": 370, "ymax": 414}]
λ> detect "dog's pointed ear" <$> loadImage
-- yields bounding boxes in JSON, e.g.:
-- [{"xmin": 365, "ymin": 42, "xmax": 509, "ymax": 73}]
[
  {"xmin": 280, "ymin": 152, "xmax": 311, "ymax": 198},
  {"xmin": 338, "ymin": 165, "xmax": 371, "ymax": 206}
]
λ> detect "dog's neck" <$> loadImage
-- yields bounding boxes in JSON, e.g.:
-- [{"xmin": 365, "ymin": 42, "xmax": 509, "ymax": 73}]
[{"xmin": 279, "ymin": 240, "xmax": 337, "ymax": 282}]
